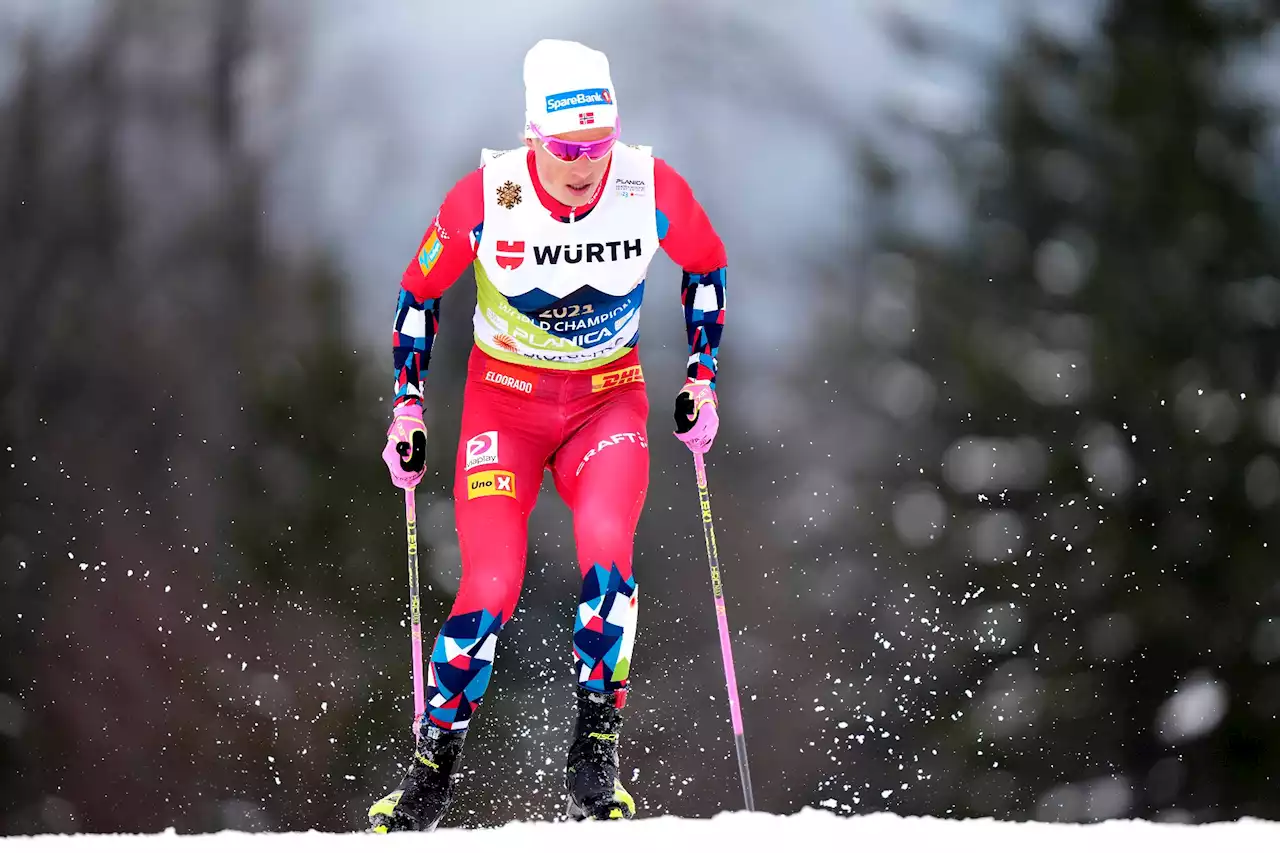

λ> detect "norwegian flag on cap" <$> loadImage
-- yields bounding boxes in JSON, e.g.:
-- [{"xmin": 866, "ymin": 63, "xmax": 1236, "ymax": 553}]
[{"xmin": 579, "ymin": 112, "xmax": 595, "ymax": 125}]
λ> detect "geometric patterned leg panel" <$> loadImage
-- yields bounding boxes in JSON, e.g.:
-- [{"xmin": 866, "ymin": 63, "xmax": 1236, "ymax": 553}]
[
  {"xmin": 423, "ymin": 609, "xmax": 505, "ymax": 731},
  {"xmin": 573, "ymin": 563, "xmax": 639, "ymax": 694}
]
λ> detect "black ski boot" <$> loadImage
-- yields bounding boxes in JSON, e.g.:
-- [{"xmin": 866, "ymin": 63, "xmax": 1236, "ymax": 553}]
[
  {"xmin": 368, "ymin": 724, "xmax": 467, "ymax": 833},
  {"xmin": 565, "ymin": 686, "xmax": 636, "ymax": 821}
]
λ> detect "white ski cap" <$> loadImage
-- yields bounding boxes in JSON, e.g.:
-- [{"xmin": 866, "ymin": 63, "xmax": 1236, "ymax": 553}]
[{"xmin": 523, "ymin": 39, "xmax": 618, "ymax": 138}]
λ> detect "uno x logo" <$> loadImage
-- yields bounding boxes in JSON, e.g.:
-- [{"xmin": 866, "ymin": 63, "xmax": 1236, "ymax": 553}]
[{"xmin": 467, "ymin": 469, "xmax": 517, "ymax": 500}]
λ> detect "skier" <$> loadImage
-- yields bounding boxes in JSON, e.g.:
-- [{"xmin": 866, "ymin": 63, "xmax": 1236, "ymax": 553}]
[{"xmin": 370, "ymin": 38, "xmax": 727, "ymax": 832}]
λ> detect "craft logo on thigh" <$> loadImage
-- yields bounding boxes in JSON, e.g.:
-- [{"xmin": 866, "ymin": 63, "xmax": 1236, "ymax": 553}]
[
  {"xmin": 467, "ymin": 469, "xmax": 517, "ymax": 499},
  {"xmin": 464, "ymin": 430, "xmax": 499, "ymax": 470},
  {"xmin": 591, "ymin": 364, "xmax": 644, "ymax": 392},
  {"xmin": 575, "ymin": 432, "xmax": 648, "ymax": 476}
]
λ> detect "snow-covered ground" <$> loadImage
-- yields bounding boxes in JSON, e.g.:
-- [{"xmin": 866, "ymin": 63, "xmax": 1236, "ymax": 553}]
[{"xmin": 3, "ymin": 811, "xmax": 1279, "ymax": 852}]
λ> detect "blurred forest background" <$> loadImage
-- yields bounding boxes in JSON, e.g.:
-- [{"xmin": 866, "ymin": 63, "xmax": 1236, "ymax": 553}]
[{"xmin": 3, "ymin": 0, "xmax": 1280, "ymax": 835}]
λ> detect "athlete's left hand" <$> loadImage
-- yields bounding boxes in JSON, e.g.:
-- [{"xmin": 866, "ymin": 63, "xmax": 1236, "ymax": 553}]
[{"xmin": 673, "ymin": 379, "xmax": 719, "ymax": 454}]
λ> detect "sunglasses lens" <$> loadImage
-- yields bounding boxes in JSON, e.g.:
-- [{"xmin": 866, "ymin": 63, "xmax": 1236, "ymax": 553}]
[
  {"xmin": 532, "ymin": 122, "xmax": 619, "ymax": 162},
  {"xmin": 548, "ymin": 140, "xmax": 608, "ymax": 161},
  {"xmin": 585, "ymin": 139, "xmax": 616, "ymax": 160},
  {"xmin": 550, "ymin": 142, "xmax": 583, "ymax": 161}
]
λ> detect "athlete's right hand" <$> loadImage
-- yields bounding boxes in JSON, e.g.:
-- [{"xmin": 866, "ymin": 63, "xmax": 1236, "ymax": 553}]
[{"xmin": 383, "ymin": 399, "xmax": 428, "ymax": 489}]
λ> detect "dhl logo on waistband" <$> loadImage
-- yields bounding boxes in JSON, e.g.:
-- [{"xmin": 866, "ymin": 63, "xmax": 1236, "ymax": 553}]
[{"xmin": 591, "ymin": 364, "xmax": 644, "ymax": 393}]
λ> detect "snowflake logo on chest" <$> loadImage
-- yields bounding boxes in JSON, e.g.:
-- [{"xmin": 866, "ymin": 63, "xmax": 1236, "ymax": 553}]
[{"xmin": 497, "ymin": 180, "xmax": 522, "ymax": 210}]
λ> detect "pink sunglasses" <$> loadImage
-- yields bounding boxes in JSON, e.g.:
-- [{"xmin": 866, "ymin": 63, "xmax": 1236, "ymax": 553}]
[{"xmin": 528, "ymin": 118, "xmax": 621, "ymax": 162}]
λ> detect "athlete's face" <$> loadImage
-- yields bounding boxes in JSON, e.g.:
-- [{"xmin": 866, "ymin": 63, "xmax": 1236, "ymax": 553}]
[{"xmin": 526, "ymin": 125, "xmax": 615, "ymax": 207}]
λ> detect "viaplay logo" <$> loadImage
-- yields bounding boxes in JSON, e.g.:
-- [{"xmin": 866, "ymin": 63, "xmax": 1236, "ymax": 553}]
[{"xmin": 545, "ymin": 88, "xmax": 612, "ymax": 113}]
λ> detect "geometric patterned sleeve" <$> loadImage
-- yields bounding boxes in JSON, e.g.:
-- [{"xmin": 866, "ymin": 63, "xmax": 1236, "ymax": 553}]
[
  {"xmin": 392, "ymin": 288, "xmax": 440, "ymax": 405},
  {"xmin": 392, "ymin": 168, "xmax": 485, "ymax": 406},
  {"xmin": 680, "ymin": 267, "xmax": 727, "ymax": 388},
  {"xmin": 653, "ymin": 157, "xmax": 728, "ymax": 389}
]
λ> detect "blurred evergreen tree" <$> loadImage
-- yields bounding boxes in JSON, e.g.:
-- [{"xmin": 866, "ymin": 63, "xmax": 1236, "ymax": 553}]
[
  {"xmin": 805, "ymin": 0, "xmax": 1280, "ymax": 822},
  {"xmin": 0, "ymin": 0, "xmax": 454, "ymax": 832}
]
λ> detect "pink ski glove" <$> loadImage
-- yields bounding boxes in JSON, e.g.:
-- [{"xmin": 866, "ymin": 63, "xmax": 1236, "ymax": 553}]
[
  {"xmin": 383, "ymin": 400, "xmax": 428, "ymax": 489},
  {"xmin": 673, "ymin": 379, "xmax": 719, "ymax": 454}
]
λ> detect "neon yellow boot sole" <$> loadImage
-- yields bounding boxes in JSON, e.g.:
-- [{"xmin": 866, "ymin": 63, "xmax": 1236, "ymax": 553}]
[
  {"xmin": 368, "ymin": 789, "xmax": 403, "ymax": 833},
  {"xmin": 567, "ymin": 780, "xmax": 636, "ymax": 821}
]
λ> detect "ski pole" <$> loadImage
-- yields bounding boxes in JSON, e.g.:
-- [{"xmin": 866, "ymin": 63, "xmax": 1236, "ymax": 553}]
[
  {"xmin": 403, "ymin": 486, "xmax": 426, "ymax": 740},
  {"xmin": 692, "ymin": 452, "xmax": 755, "ymax": 812}
]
